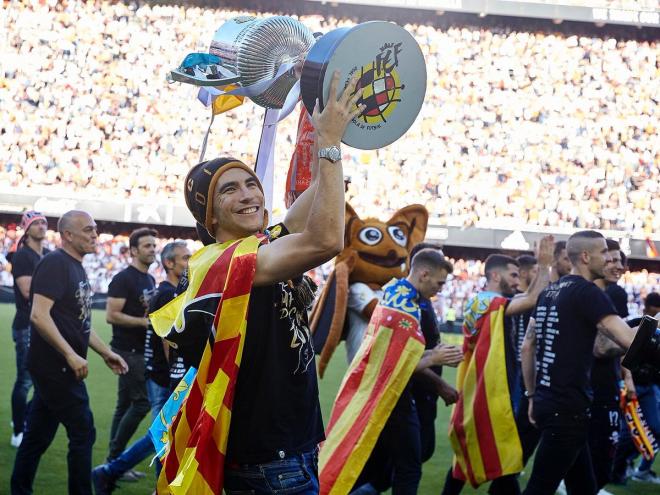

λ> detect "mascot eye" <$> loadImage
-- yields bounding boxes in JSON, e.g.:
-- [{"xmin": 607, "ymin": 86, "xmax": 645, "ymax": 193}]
[
  {"xmin": 358, "ymin": 227, "xmax": 383, "ymax": 246},
  {"xmin": 388, "ymin": 226, "xmax": 407, "ymax": 247}
]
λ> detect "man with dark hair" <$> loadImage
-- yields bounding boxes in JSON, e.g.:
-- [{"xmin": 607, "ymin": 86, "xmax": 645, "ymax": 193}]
[
  {"xmin": 11, "ymin": 211, "xmax": 127, "ymax": 495},
  {"xmin": 153, "ymin": 72, "xmax": 363, "ymax": 493},
  {"xmin": 521, "ymin": 230, "xmax": 637, "ymax": 494},
  {"xmin": 9, "ymin": 210, "xmax": 49, "ymax": 448},
  {"xmin": 444, "ymin": 239, "xmax": 553, "ymax": 494},
  {"xmin": 93, "ymin": 241, "xmax": 191, "ymax": 494},
  {"xmin": 551, "ymin": 241, "xmax": 571, "ymax": 283},
  {"xmin": 408, "ymin": 242, "xmax": 459, "ymax": 465},
  {"xmin": 105, "ymin": 227, "xmax": 157, "ymax": 477}
]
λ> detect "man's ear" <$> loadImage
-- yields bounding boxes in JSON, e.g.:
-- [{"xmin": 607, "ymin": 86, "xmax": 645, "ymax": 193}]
[{"xmin": 387, "ymin": 204, "xmax": 429, "ymax": 250}]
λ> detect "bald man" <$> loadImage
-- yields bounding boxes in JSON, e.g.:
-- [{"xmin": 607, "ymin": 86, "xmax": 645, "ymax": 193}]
[
  {"xmin": 11, "ymin": 210, "xmax": 127, "ymax": 495},
  {"xmin": 521, "ymin": 230, "xmax": 636, "ymax": 495}
]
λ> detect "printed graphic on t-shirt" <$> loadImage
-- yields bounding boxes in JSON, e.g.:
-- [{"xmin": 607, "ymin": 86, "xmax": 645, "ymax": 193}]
[
  {"xmin": 75, "ymin": 280, "xmax": 92, "ymax": 329},
  {"xmin": 279, "ymin": 282, "xmax": 314, "ymax": 375},
  {"xmin": 534, "ymin": 303, "xmax": 559, "ymax": 388},
  {"xmin": 140, "ymin": 287, "xmax": 157, "ymax": 313}
]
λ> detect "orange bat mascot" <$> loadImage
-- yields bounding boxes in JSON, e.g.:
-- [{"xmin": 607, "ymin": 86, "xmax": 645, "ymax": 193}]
[{"xmin": 310, "ymin": 203, "xmax": 428, "ymax": 377}]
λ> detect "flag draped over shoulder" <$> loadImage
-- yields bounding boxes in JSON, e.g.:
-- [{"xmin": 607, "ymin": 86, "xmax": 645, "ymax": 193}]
[
  {"xmin": 149, "ymin": 235, "xmax": 266, "ymax": 495},
  {"xmin": 319, "ymin": 279, "xmax": 425, "ymax": 495},
  {"xmin": 448, "ymin": 292, "xmax": 522, "ymax": 487}
]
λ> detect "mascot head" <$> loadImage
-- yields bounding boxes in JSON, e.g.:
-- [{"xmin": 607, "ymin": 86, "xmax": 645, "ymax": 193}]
[{"xmin": 340, "ymin": 203, "xmax": 429, "ymax": 286}]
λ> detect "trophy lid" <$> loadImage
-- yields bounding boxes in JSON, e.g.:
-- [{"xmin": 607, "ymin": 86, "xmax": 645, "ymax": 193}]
[{"xmin": 301, "ymin": 21, "xmax": 427, "ymax": 150}]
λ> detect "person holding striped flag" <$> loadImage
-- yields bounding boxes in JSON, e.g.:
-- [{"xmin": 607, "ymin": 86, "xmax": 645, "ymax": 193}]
[
  {"xmin": 443, "ymin": 237, "xmax": 554, "ymax": 494},
  {"xmin": 319, "ymin": 248, "xmax": 464, "ymax": 495},
  {"xmin": 149, "ymin": 70, "xmax": 365, "ymax": 495}
]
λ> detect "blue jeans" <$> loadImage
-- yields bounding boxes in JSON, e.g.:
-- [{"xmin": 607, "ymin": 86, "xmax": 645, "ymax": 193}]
[
  {"xmin": 11, "ymin": 326, "xmax": 33, "ymax": 435},
  {"xmin": 12, "ymin": 374, "xmax": 96, "ymax": 495},
  {"xmin": 224, "ymin": 450, "xmax": 319, "ymax": 494},
  {"xmin": 105, "ymin": 378, "xmax": 169, "ymax": 478},
  {"xmin": 637, "ymin": 384, "xmax": 660, "ymax": 472}
]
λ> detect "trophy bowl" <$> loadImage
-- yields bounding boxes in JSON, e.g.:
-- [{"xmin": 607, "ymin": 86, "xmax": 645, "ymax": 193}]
[{"xmin": 210, "ymin": 16, "xmax": 315, "ymax": 109}]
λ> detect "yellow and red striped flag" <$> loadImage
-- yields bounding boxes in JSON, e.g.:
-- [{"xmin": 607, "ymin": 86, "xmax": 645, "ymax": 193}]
[
  {"xmin": 621, "ymin": 388, "xmax": 658, "ymax": 461},
  {"xmin": 319, "ymin": 279, "xmax": 425, "ymax": 495},
  {"xmin": 448, "ymin": 293, "xmax": 522, "ymax": 487},
  {"xmin": 149, "ymin": 234, "xmax": 266, "ymax": 495}
]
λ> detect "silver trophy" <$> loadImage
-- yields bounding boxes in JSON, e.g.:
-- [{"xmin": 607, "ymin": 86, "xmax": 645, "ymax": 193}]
[
  {"xmin": 169, "ymin": 16, "xmax": 427, "ymax": 149},
  {"xmin": 169, "ymin": 16, "xmax": 314, "ymax": 109},
  {"xmin": 210, "ymin": 16, "xmax": 314, "ymax": 108}
]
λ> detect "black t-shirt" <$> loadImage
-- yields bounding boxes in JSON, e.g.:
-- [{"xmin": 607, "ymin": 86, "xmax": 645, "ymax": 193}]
[
  {"xmin": 411, "ymin": 297, "xmax": 442, "ymax": 402},
  {"xmin": 166, "ymin": 225, "xmax": 324, "ymax": 462},
  {"xmin": 108, "ymin": 266, "xmax": 156, "ymax": 353},
  {"xmin": 11, "ymin": 244, "xmax": 50, "ymax": 329},
  {"xmin": 28, "ymin": 249, "xmax": 92, "ymax": 380},
  {"xmin": 513, "ymin": 300, "xmax": 533, "ymax": 365},
  {"xmin": 533, "ymin": 275, "xmax": 617, "ymax": 416},
  {"xmin": 591, "ymin": 283, "xmax": 629, "ymax": 407},
  {"xmin": 145, "ymin": 281, "xmax": 176, "ymax": 387}
]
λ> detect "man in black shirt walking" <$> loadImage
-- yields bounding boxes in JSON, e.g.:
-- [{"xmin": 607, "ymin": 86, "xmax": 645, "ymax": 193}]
[
  {"xmin": 11, "ymin": 210, "xmax": 127, "ymax": 495},
  {"xmin": 105, "ymin": 228, "xmax": 157, "ymax": 471},
  {"xmin": 9, "ymin": 210, "xmax": 49, "ymax": 448},
  {"xmin": 158, "ymin": 72, "xmax": 363, "ymax": 493},
  {"xmin": 521, "ymin": 230, "xmax": 637, "ymax": 495}
]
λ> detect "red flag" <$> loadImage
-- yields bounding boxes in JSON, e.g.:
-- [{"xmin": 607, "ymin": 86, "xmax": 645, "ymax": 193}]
[{"xmin": 285, "ymin": 106, "xmax": 315, "ymax": 208}]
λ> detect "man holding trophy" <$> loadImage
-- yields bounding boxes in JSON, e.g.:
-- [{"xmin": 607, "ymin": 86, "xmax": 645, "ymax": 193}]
[
  {"xmin": 150, "ymin": 70, "xmax": 364, "ymax": 495},
  {"xmin": 150, "ymin": 14, "xmax": 429, "ymax": 495}
]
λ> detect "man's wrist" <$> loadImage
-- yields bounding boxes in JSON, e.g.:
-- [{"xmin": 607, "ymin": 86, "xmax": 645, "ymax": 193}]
[
  {"xmin": 316, "ymin": 137, "xmax": 341, "ymax": 149},
  {"xmin": 524, "ymin": 389, "xmax": 535, "ymax": 398}
]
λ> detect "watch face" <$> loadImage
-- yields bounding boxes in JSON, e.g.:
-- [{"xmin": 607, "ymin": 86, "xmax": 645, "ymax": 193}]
[
  {"xmin": 320, "ymin": 146, "xmax": 341, "ymax": 162},
  {"xmin": 329, "ymin": 146, "xmax": 341, "ymax": 161}
]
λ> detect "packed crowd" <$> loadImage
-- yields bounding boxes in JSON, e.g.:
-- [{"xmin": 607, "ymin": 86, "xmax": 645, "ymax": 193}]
[
  {"xmin": 2, "ymin": 225, "xmax": 658, "ymax": 318},
  {"xmin": 2, "ymin": 1, "xmax": 658, "ymax": 234}
]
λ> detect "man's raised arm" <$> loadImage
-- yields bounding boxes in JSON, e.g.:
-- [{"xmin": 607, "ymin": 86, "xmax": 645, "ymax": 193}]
[
  {"xmin": 506, "ymin": 236, "xmax": 554, "ymax": 316},
  {"xmin": 254, "ymin": 71, "xmax": 365, "ymax": 286}
]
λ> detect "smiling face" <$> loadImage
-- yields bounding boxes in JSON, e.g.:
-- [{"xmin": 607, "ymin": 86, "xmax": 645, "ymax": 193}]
[
  {"xmin": 603, "ymin": 249, "xmax": 624, "ymax": 283},
  {"xmin": 211, "ymin": 168, "xmax": 265, "ymax": 242}
]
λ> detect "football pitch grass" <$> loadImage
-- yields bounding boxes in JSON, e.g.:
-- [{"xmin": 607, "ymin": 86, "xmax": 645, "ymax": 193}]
[{"xmin": 0, "ymin": 303, "xmax": 653, "ymax": 494}]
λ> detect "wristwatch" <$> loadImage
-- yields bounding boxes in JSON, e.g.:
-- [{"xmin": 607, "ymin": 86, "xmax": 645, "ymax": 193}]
[
  {"xmin": 524, "ymin": 390, "xmax": 534, "ymax": 398},
  {"xmin": 318, "ymin": 145, "xmax": 341, "ymax": 163}
]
